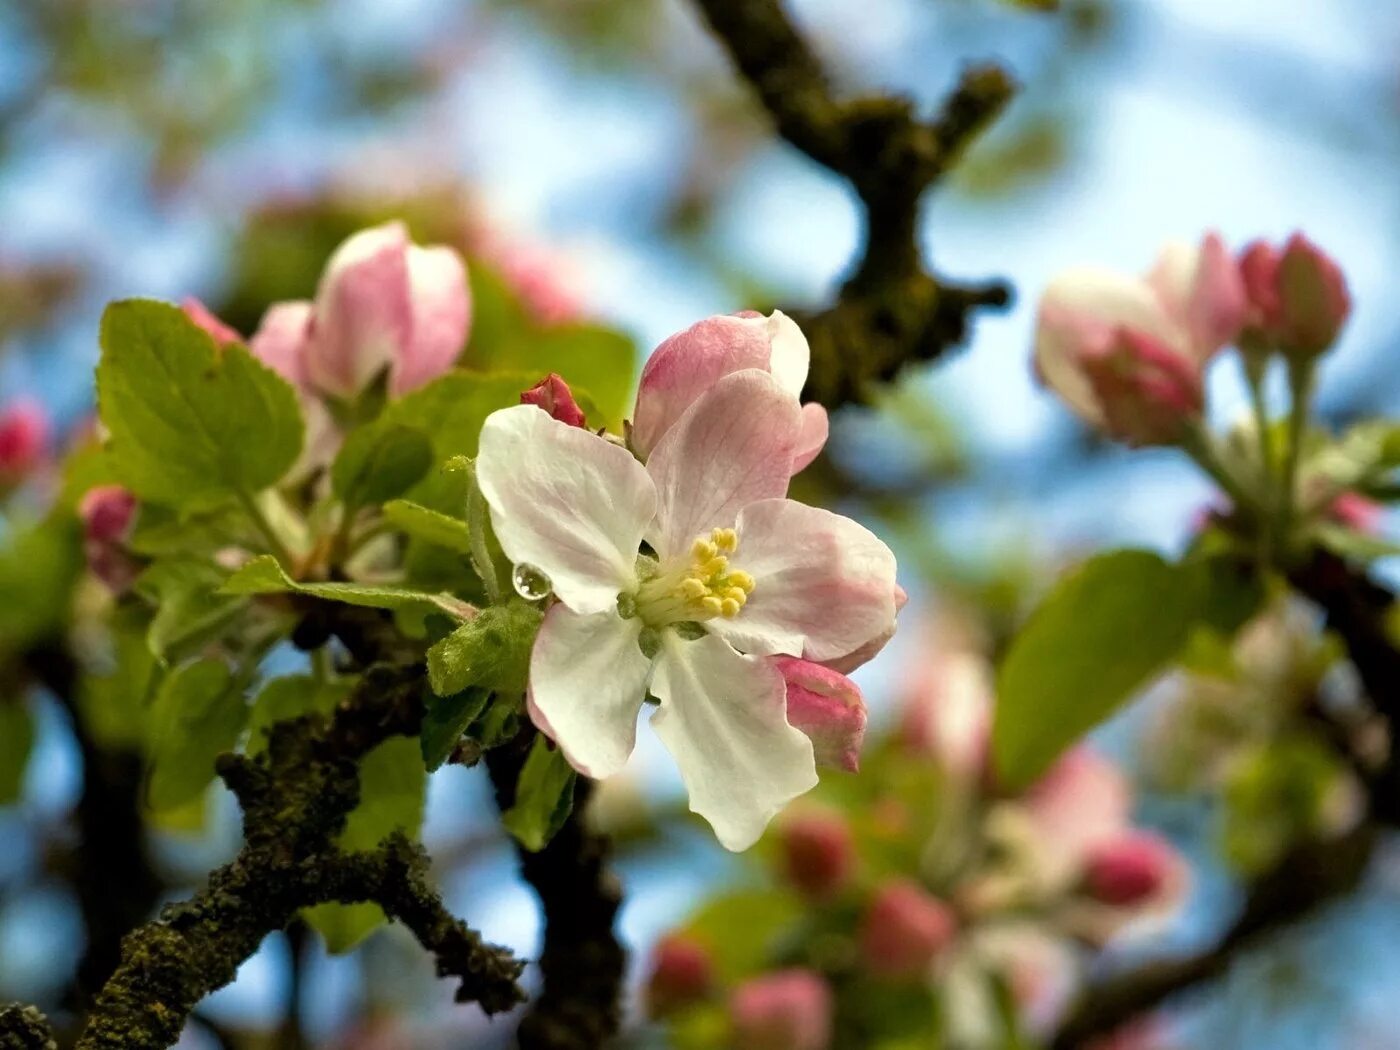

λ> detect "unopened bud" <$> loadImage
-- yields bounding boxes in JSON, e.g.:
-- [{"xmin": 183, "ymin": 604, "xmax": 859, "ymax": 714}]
[
  {"xmin": 859, "ymin": 879, "xmax": 958, "ymax": 980},
  {"xmin": 1084, "ymin": 831, "xmax": 1178, "ymax": 907},
  {"xmin": 0, "ymin": 401, "xmax": 48, "ymax": 485},
  {"xmin": 774, "ymin": 657, "xmax": 866, "ymax": 773},
  {"xmin": 521, "ymin": 373, "xmax": 587, "ymax": 428},
  {"xmin": 645, "ymin": 934, "xmax": 713, "ymax": 1017},
  {"xmin": 78, "ymin": 485, "xmax": 141, "ymax": 593},
  {"xmin": 778, "ymin": 809, "xmax": 854, "ymax": 900},
  {"xmin": 1276, "ymin": 233, "xmax": 1350, "ymax": 361},
  {"xmin": 729, "ymin": 969, "xmax": 833, "ymax": 1050},
  {"xmin": 1081, "ymin": 328, "xmax": 1204, "ymax": 447}
]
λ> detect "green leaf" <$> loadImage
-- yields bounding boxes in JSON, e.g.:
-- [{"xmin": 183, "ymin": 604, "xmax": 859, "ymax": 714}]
[
  {"xmin": 380, "ymin": 371, "xmax": 530, "ymax": 469},
  {"xmin": 221, "ymin": 555, "xmax": 473, "ymax": 621},
  {"xmin": 993, "ymin": 550, "xmax": 1196, "ymax": 789},
  {"xmin": 96, "ymin": 299, "xmax": 303, "ymax": 508},
  {"xmin": 135, "ymin": 559, "xmax": 248, "ymax": 664},
  {"xmin": 331, "ymin": 422, "xmax": 434, "ymax": 512},
  {"xmin": 426, "ymin": 601, "xmax": 543, "ymax": 697},
  {"xmin": 501, "ymin": 735, "xmax": 577, "ymax": 852},
  {"xmin": 0, "ymin": 519, "xmax": 83, "ymax": 652},
  {"xmin": 304, "ymin": 736, "xmax": 425, "ymax": 952},
  {"xmin": 1222, "ymin": 735, "xmax": 1346, "ymax": 875},
  {"xmin": 246, "ymin": 675, "xmax": 352, "ymax": 756},
  {"xmin": 1314, "ymin": 524, "xmax": 1400, "ymax": 562},
  {"xmin": 79, "ymin": 617, "xmax": 158, "ymax": 749},
  {"xmin": 383, "ymin": 499, "xmax": 473, "ymax": 554},
  {"xmin": 420, "ymin": 687, "xmax": 491, "ymax": 771},
  {"xmin": 145, "ymin": 659, "xmax": 247, "ymax": 812},
  {"xmin": 0, "ymin": 701, "xmax": 35, "ymax": 804}
]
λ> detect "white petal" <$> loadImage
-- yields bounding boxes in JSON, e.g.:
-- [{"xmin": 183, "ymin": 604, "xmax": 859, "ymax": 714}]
[
  {"xmin": 765, "ymin": 310, "xmax": 810, "ymax": 397},
  {"xmin": 713, "ymin": 499, "xmax": 898, "ymax": 664},
  {"xmin": 650, "ymin": 632, "xmax": 816, "ymax": 851},
  {"xmin": 645, "ymin": 370, "xmax": 801, "ymax": 560},
  {"xmin": 528, "ymin": 604, "xmax": 651, "ymax": 778},
  {"xmin": 476, "ymin": 404, "xmax": 655, "ymax": 614}
]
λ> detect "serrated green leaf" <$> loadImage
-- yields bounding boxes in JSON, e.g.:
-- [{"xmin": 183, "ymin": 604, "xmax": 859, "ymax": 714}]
[
  {"xmin": 993, "ymin": 550, "xmax": 1195, "ymax": 789},
  {"xmin": 245, "ymin": 675, "xmax": 352, "ymax": 756},
  {"xmin": 426, "ymin": 601, "xmax": 542, "ymax": 697},
  {"xmin": 221, "ymin": 555, "xmax": 473, "ymax": 620},
  {"xmin": 96, "ymin": 299, "xmax": 304, "ymax": 508},
  {"xmin": 501, "ymin": 735, "xmax": 577, "ymax": 851},
  {"xmin": 420, "ymin": 687, "xmax": 491, "ymax": 771},
  {"xmin": 146, "ymin": 659, "xmax": 246, "ymax": 812},
  {"xmin": 0, "ymin": 701, "xmax": 35, "ymax": 804},
  {"xmin": 331, "ymin": 422, "xmax": 434, "ymax": 512},
  {"xmin": 304, "ymin": 736, "xmax": 425, "ymax": 952},
  {"xmin": 135, "ymin": 559, "xmax": 248, "ymax": 664},
  {"xmin": 383, "ymin": 499, "xmax": 473, "ymax": 554}
]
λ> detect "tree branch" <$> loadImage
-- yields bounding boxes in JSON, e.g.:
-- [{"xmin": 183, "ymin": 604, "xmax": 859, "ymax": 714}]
[
  {"xmin": 488, "ymin": 732, "xmax": 625, "ymax": 1050},
  {"xmin": 43, "ymin": 643, "xmax": 524, "ymax": 1050},
  {"xmin": 1050, "ymin": 825, "xmax": 1376, "ymax": 1049},
  {"xmin": 691, "ymin": 0, "xmax": 1016, "ymax": 408}
]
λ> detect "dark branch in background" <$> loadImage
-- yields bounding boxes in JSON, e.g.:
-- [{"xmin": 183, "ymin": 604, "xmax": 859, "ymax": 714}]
[
  {"xmin": 691, "ymin": 0, "xmax": 1016, "ymax": 409},
  {"xmin": 11, "ymin": 611, "xmax": 525, "ymax": 1050},
  {"xmin": 488, "ymin": 732, "xmax": 626, "ymax": 1050},
  {"xmin": 1050, "ymin": 825, "xmax": 1376, "ymax": 1049},
  {"xmin": 23, "ymin": 642, "xmax": 164, "ymax": 1007}
]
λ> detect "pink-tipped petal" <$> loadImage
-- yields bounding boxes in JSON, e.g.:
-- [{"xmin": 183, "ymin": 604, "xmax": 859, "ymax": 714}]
[
  {"xmin": 714, "ymin": 499, "xmax": 899, "ymax": 665},
  {"xmin": 249, "ymin": 301, "xmax": 314, "ymax": 391},
  {"xmin": 793, "ymin": 402, "xmax": 829, "ymax": 472},
  {"xmin": 644, "ymin": 370, "xmax": 801, "ymax": 561}
]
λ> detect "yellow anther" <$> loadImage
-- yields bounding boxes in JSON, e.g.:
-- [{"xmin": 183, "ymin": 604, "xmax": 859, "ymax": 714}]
[
  {"xmin": 712, "ymin": 527, "xmax": 738, "ymax": 553},
  {"xmin": 720, "ymin": 597, "xmax": 742, "ymax": 618},
  {"xmin": 721, "ymin": 586, "xmax": 748, "ymax": 605},
  {"xmin": 728, "ymin": 570, "xmax": 756, "ymax": 593},
  {"xmin": 700, "ymin": 595, "xmax": 724, "ymax": 617},
  {"xmin": 701, "ymin": 556, "xmax": 729, "ymax": 577},
  {"xmin": 680, "ymin": 577, "xmax": 709, "ymax": 600},
  {"xmin": 692, "ymin": 538, "xmax": 718, "ymax": 562}
]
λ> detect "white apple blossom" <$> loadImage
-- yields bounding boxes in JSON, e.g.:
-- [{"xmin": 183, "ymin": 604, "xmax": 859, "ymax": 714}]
[{"xmin": 475, "ymin": 369, "xmax": 899, "ymax": 850}]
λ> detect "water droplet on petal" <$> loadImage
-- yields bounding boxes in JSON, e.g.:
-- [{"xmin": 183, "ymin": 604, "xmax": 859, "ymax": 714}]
[{"xmin": 512, "ymin": 562, "xmax": 553, "ymax": 601}]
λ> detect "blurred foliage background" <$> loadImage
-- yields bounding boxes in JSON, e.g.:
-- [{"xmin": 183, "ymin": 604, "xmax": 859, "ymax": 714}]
[{"xmin": 3, "ymin": 0, "xmax": 1400, "ymax": 1047}]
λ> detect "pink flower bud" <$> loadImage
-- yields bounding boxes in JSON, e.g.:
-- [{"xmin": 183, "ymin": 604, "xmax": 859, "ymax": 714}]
[
  {"xmin": 1238, "ymin": 240, "xmax": 1284, "ymax": 334},
  {"xmin": 632, "ymin": 310, "xmax": 827, "ymax": 471},
  {"xmin": 859, "ymin": 879, "xmax": 958, "ymax": 980},
  {"xmin": 1146, "ymin": 232, "xmax": 1248, "ymax": 355},
  {"xmin": 0, "ymin": 401, "xmax": 48, "ymax": 484},
  {"xmin": 1276, "ymin": 233, "xmax": 1350, "ymax": 360},
  {"xmin": 181, "ymin": 297, "xmax": 243, "ymax": 347},
  {"xmin": 249, "ymin": 301, "xmax": 314, "ymax": 392},
  {"xmin": 78, "ymin": 485, "xmax": 141, "ymax": 593},
  {"xmin": 774, "ymin": 657, "xmax": 866, "ymax": 773},
  {"xmin": 306, "ymin": 221, "xmax": 471, "ymax": 400},
  {"xmin": 79, "ymin": 485, "xmax": 138, "ymax": 544},
  {"xmin": 778, "ymin": 809, "xmax": 855, "ymax": 900},
  {"xmin": 645, "ymin": 934, "xmax": 714, "ymax": 1017},
  {"xmin": 1329, "ymin": 491, "xmax": 1382, "ymax": 533},
  {"xmin": 521, "ymin": 373, "xmax": 586, "ymax": 428},
  {"xmin": 900, "ymin": 651, "xmax": 992, "ymax": 779},
  {"xmin": 1023, "ymin": 747, "xmax": 1131, "ymax": 865},
  {"xmin": 1080, "ymin": 328, "xmax": 1204, "ymax": 447},
  {"xmin": 729, "ymin": 969, "xmax": 833, "ymax": 1050},
  {"xmin": 1084, "ymin": 831, "xmax": 1182, "ymax": 908}
]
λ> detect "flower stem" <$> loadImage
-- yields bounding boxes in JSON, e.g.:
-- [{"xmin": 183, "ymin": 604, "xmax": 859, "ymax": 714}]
[
  {"xmin": 1243, "ymin": 357, "xmax": 1276, "ymax": 566},
  {"xmin": 1180, "ymin": 424, "xmax": 1255, "ymax": 518},
  {"xmin": 1278, "ymin": 359, "xmax": 1316, "ymax": 551},
  {"xmin": 237, "ymin": 489, "xmax": 295, "ymax": 567}
]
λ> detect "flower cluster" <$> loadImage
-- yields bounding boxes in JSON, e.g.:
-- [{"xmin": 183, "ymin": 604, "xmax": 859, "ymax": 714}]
[
  {"xmin": 645, "ymin": 613, "xmax": 1187, "ymax": 1047},
  {"xmin": 476, "ymin": 312, "xmax": 899, "ymax": 850}
]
